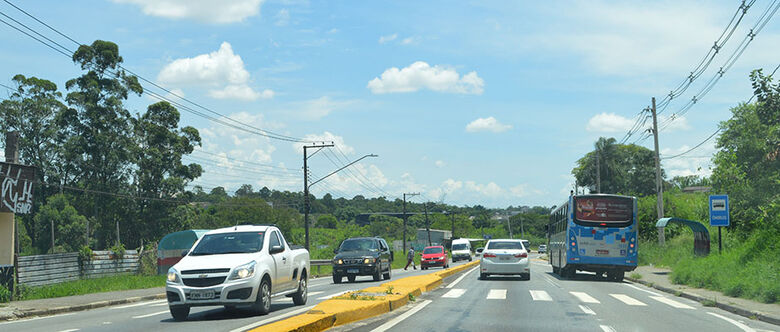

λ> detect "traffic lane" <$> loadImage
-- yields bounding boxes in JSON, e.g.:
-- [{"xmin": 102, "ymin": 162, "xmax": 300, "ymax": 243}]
[
  {"xmin": 0, "ymin": 260, "xmax": 467, "ymax": 332},
  {"xmin": 535, "ymin": 260, "xmax": 780, "ymax": 332},
  {"xmin": 346, "ymin": 260, "xmax": 602, "ymax": 332}
]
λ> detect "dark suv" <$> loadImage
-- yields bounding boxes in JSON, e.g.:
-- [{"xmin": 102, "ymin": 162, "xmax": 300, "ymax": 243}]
[{"xmin": 332, "ymin": 237, "xmax": 393, "ymax": 283}]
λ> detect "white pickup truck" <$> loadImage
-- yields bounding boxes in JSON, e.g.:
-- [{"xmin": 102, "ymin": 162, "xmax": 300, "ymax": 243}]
[{"xmin": 165, "ymin": 225, "xmax": 310, "ymax": 321}]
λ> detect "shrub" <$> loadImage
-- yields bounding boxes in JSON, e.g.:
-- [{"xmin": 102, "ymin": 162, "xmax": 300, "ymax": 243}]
[
  {"xmin": 0, "ymin": 284, "xmax": 10, "ymax": 303},
  {"xmin": 110, "ymin": 243, "xmax": 126, "ymax": 259},
  {"xmin": 138, "ymin": 242, "xmax": 158, "ymax": 276}
]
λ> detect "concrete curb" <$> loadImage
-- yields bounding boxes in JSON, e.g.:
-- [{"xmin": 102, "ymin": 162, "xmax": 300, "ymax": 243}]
[
  {"xmin": 3, "ymin": 293, "xmax": 166, "ymax": 321},
  {"xmin": 625, "ymin": 276, "xmax": 780, "ymax": 326},
  {"xmin": 254, "ymin": 260, "xmax": 481, "ymax": 332}
]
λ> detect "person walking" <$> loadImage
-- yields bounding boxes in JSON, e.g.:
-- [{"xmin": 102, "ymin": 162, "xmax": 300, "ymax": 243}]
[{"xmin": 404, "ymin": 247, "xmax": 416, "ymax": 270}]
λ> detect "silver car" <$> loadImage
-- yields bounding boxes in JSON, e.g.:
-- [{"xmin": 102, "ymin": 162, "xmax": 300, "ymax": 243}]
[{"xmin": 479, "ymin": 239, "xmax": 530, "ymax": 280}]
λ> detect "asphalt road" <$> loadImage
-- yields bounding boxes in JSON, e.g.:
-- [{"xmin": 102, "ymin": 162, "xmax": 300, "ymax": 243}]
[
  {"xmin": 0, "ymin": 259, "xmax": 471, "ymax": 332},
  {"xmin": 338, "ymin": 254, "xmax": 779, "ymax": 332}
]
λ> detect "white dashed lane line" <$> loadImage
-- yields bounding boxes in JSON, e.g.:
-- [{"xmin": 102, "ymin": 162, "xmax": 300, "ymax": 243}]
[
  {"xmin": 110, "ymin": 299, "xmax": 167, "ymax": 310},
  {"xmin": 131, "ymin": 310, "xmax": 169, "ymax": 319},
  {"xmin": 441, "ymin": 288, "xmax": 466, "ymax": 298}
]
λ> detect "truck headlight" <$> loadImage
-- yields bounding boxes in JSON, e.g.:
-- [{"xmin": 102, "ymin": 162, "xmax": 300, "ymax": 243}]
[
  {"xmin": 363, "ymin": 258, "xmax": 376, "ymax": 264},
  {"xmin": 334, "ymin": 259, "xmax": 343, "ymax": 265},
  {"xmin": 229, "ymin": 261, "xmax": 256, "ymax": 280},
  {"xmin": 167, "ymin": 268, "xmax": 180, "ymax": 283}
]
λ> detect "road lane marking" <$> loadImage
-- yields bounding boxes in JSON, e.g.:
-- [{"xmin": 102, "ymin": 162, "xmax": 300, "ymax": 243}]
[
  {"xmin": 609, "ymin": 294, "xmax": 647, "ymax": 306},
  {"xmin": 570, "ymin": 291, "xmax": 600, "ymax": 304},
  {"xmin": 151, "ymin": 302, "xmax": 169, "ymax": 307},
  {"xmin": 442, "ymin": 288, "xmax": 466, "ymax": 298},
  {"xmin": 624, "ymin": 283, "xmax": 662, "ymax": 296},
  {"xmin": 308, "ymin": 291, "xmax": 324, "ymax": 296},
  {"xmin": 707, "ymin": 312, "xmax": 755, "ymax": 332},
  {"xmin": 57, "ymin": 329, "xmax": 79, "ymax": 332},
  {"xmin": 650, "ymin": 296, "xmax": 694, "ymax": 309},
  {"xmin": 317, "ymin": 290, "xmax": 354, "ymax": 300},
  {"xmin": 529, "ymin": 290, "xmax": 552, "ymax": 301},
  {"xmin": 600, "ymin": 325, "xmax": 616, "ymax": 332},
  {"xmin": 370, "ymin": 300, "xmax": 432, "ymax": 332},
  {"xmin": 487, "ymin": 289, "xmax": 507, "ymax": 300},
  {"xmin": 0, "ymin": 313, "xmax": 76, "ymax": 325},
  {"xmin": 446, "ymin": 266, "xmax": 478, "ymax": 288},
  {"xmin": 110, "ymin": 299, "xmax": 167, "ymax": 310},
  {"xmin": 542, "ymin": 275, "xmax": 562, "ymax": 289},
  {"xmin": 131, "ymin": 310, "xmax": 170, "ymax": 319},
  {"xmin": 228, "ymin": 305, "xmax": 315, "ymax": 332},
  {"xmin": 579, "ymin": 305, "xmax": 596, "ymax": 315}
]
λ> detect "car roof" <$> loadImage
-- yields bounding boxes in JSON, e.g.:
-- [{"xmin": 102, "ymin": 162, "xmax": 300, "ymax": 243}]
[{"xmin": 206, "ymin": 225, "xmax": 271, "ymax": 235}]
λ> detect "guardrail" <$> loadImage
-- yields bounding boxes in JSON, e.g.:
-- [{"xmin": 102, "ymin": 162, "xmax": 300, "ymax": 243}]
[{"xmin": 311, "ymin": 259, "xmax": 331, "ymax": 276}]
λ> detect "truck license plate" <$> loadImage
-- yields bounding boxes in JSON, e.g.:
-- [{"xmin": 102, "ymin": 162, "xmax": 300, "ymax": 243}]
[
  {"xmin": 347, "ymin": 269, "xmax": 359, "ymax": 274},
  {"xmin": 190, "ymin": 289, "xmax": 215, "ymax": 300}
]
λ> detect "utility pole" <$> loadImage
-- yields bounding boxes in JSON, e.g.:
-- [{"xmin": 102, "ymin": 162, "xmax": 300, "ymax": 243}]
[
  {"xmin": 402, "ymin": 193, "xmax": 419, "ymax": 254},
  {"xmin": 596, "ymin": 153, "xmax": 601, "ymax": 194},
  {"xmin": 303, "ymin": 142, "xmax": 334, "ymax": 251},
  {"xmin": 650, "ymin": 98, "xmax": 666, "ymax": 245},
  {"xmin": 424, "ymin": 202, "xmax": 431, "ymax": 246},
  {"xmin": 450, "ymin": 211, "xmax": 455, "ymax": 239},
  {"xmin": 506, "ymin": 212, "xmax": 513, "ymax": 239}
]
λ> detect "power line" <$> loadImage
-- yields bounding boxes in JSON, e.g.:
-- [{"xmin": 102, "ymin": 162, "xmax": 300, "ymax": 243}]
[
  {"xmin": 661, "ymin": 128, "xmax": 722, "ymax": 160},
  {"xmin": 191, "ymin": 149, "xmax": 299, "ymax": 171},
  {"xmin": 182, "ymin": 155, "xmax": 300, "ymax": 178},
  {"xmin": 0, "ymin": 0, "xmax": 315, "ymax": 144}
]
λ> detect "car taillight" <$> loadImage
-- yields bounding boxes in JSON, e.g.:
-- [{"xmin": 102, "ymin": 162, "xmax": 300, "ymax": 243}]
[
  {"xmin": 484, "ymin": 253, "xmax": 497, "ymax": 258},
  {"xmin": 515, "ymin": 252, "xmax": 528, "ymax": 258}
]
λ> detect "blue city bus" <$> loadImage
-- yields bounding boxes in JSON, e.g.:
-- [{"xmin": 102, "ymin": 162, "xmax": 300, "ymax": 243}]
[{"xmin": 547, "ymin": 193, "xmax": 638, "ymax": 281}]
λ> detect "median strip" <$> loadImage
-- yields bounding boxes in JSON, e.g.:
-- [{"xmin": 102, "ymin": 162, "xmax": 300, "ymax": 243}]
[{"xmin": 251, "ymin": 260, "xmax": 480, "ymax": 332}]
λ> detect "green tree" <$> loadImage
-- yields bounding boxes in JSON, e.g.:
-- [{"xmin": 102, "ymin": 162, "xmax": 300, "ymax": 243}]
[
  {"xmin": 33, "ymin": 194, "xmax": 87, "ymax": 253},
  {"xmin": 59, "ymin": 40, "xmax": 142, "ymax": 248},
  {"xmin": 317, "ymin": 214, "xmax": 338, "ymax": 229},
  {"xmin": 711, "ymin": 70, "xmax": 780, "ymax": 233},
  {"xmin": 0, "ymin": 74, "xmax": 67, "ymax": 247},
  {"xmin": 573, "ymin": 138, "xmax": 660, "ymax": 196},
  {"xmin": 131, "ymin": 101, "xmax": 202, "ymax": 246}
]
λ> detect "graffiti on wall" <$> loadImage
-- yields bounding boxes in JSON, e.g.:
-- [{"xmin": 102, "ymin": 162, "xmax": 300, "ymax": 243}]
[{"xmin": 0, "ymin": 162, "xmax": 35, "ymax": 214}]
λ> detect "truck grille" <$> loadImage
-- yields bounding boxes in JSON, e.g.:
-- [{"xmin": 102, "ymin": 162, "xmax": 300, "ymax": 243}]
[
  {"xmin": 343, "ymin": 258, "xmax": 363, "ymax": 264},
  {"xmin": 183, "ymin": 276, "xmax": 226, "ymax": 287},
  {"xmin": 181, "ymin": 268, "xmax": 230, "ymax": 275}
]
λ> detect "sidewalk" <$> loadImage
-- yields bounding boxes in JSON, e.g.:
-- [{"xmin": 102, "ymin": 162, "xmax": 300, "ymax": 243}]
[
  {"xmin": 0, "ymin": 287, "xmax": 165, "ymax": 321},
  {"xmin": 628, "ymin": 265, "xmax": 780, "ymax": 326}
]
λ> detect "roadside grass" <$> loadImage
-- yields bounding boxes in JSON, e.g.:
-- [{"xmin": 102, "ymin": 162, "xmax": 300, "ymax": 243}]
[
  {"xmin": 17, "ymin": 274, "xmax": 165, "ymax": 301},
  {"xmin": 639, "ymin": 230, "xmax": 780, "ymax": 304},
  {"xmin": 629, "ymin": 273, "xmax": 642, "ymax": 280}
]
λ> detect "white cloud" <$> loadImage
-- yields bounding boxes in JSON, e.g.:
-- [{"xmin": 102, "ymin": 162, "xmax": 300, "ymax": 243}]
[
  {"xmin": 465, "ymin": 181, "xmax": 504, "ymax": 197},
  {"xmin": 275, "ymin": 8, "xmax": 290, "ymax": 26},
  {"xmin": 295, "ymin": 96, "xmax": 355, "ymax": 120},
  {"xmin": 585, "ymin": 112, "xmax": 691, "ymax": 133},
  {"xmin": 586, "ymin": 112, "xmax": 635, "ymax": 132},
  {"xmin": 661, "ymin": 142, "xmax": 717, "ymax": 178},
  {"xmin": 293, "ymin": 132, "xmax": 355, "ymax": 155},
  {"xmin": 465, "ymin": 117, "xmax": 512, "ymax": 133},
  {"xmin": 367, "ymin": 61, "xmax": 484, "ymax": 94},
  {"xmin": 113, "ymin": 0, "xmax": 264, "ymax": 24},
  {"xmin": 158, "ymin": 42, "xmax": 272, "ymax": 101},
  {"xmin": 401, "ymin": 37, "xmax": 417, "ymax": 45},
  {"xmin": 378, "ymin": 33, "xmax": 398, "ymax": 44},
  {"xmin": 435, "ymin": 160, "xmax": 446, "ymax": 168}
]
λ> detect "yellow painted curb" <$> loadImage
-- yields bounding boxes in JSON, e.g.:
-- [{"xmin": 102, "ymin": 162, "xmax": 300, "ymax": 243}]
[{"xmin": 253, "ymin": 260, "xmax": 480, "ymax": 332}]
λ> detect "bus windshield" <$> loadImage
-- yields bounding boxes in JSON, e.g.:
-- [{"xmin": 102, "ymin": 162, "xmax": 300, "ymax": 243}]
[{"xmin": 574, "ymin": 196, "xmax": 632, "ymax": 225}]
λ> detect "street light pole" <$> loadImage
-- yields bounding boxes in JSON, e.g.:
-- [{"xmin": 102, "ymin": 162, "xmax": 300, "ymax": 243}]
[
  {"xmin": 305, "ymin": 151, "xmax": 377, "ymax": 250},
  {"xmin": 303, "ymin": 142, "xmax": 335, "ymax": 251}
]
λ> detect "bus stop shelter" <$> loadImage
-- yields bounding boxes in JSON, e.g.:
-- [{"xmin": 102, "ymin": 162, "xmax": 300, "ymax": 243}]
[{"xmin": 656, "ymin": 217, "xmax": 710, "ymax": 256}]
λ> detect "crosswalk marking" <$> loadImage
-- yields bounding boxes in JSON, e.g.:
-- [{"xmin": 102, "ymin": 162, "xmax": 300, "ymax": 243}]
[
  {"xmin": 600, "ymin": 325, "xmax": 616, "ymax": 332},
  {"xmin": 570, "ymin": 291, "xmax": 600, "ymax": 304},
  {"xmin": 529, "ymin": 290, "xmax": 552, "ymax": 301},
  {"xmin": 442, "ymin": 288, "xmax": 466, "ymax": 298},
  {"xmin": 650, "ymin": 296, "xmax": 694, "ymax": 309},
  {"xmin": 579, "ymin": 305, "xmax": 596, "ymax": 315},
  {"xmin": 610, "ymin": 294, "xmax": 647, "ymax": 306},
  {"xmin": 486, "ymin": 289, "xmax": 507, "ymax": 300}
]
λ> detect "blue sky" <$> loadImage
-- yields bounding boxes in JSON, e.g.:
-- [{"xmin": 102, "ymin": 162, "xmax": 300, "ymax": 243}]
[{"xmin": 1, "ymin": 1, "xmax": 778, "ymax": 207}]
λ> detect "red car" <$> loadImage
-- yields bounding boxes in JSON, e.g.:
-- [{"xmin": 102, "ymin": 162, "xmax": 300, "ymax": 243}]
[{"xmin": 421, "ymin": 246, "xmax": 449, "ymax": 270}]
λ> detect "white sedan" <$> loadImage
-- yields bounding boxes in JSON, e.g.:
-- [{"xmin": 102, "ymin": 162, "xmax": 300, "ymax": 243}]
[{"xmin": 479, "ymin": 239, "xmax": 530, "ymax": 280}]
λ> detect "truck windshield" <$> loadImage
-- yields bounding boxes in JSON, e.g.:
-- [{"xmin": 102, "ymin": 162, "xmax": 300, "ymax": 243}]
[
  {"xmin": 452, "ymin": 244, "xmax": 468, "ymax": 250},
  {"xmin": 339, "ymin": 239, "xmax": 378, "ymax": 251},
  {"xmin": 190, "ymin": 232, "xmax": 264, "ymax": 255}
]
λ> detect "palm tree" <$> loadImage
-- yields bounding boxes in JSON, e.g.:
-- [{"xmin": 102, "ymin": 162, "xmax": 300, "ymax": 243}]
[{"xmin": 593, "ymin": 137, "xmax": 622, "ymax": 194}]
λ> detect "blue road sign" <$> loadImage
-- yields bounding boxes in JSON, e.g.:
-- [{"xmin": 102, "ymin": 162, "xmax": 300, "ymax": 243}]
[{"xmin": 709, "ymin": 195, "xmax": 729, "ymax": 227}]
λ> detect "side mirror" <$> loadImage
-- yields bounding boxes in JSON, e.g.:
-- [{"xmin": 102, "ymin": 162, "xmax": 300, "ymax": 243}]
[
  {"xmin": 270, "ymin": 245, "xmax": 284, "ymax": 254},
  {"xmin": 333, "ymin": 248, "xmax": 339, "ymax": 254},
  {"xmin": 181, "ymin": 249, "xmax": 188, "ymax": 257}
]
